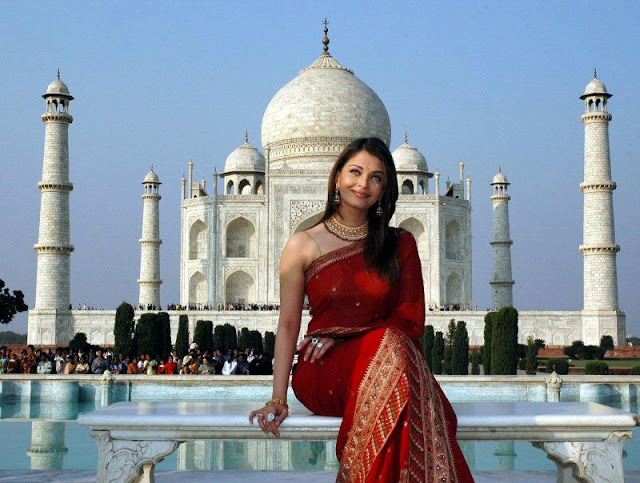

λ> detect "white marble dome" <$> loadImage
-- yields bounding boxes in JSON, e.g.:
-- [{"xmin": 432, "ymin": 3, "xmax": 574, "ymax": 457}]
[
  {"xmin": 143, "ymin": 169, "xmax": 160, "ymax": 184},
  {"xmin": 261, "ymin": 51, "xmax": 391, "ymax": 169},
  {"xmin": 44, "ymin": 77, "xmax": 72, "ymax": 98},
  {"xmin": 492, "ymin": 170, "xmax": 509, "ymax": 185},
  {"xmin": 392, "ymin": 138, "xmax": 428, "ymax": 172},
  {"xmin": 581, "ymin": 77, "xmax": 611, "ymax": 99},
  {"xmin": 224, "ymin": 138, "xmax": 265, "ymax": 173}
]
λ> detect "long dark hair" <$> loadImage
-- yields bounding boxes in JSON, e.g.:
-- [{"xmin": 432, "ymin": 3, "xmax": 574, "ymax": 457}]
[{"xmin": 321, "ymin": 137, "xmax": 401, "ymax": 283}]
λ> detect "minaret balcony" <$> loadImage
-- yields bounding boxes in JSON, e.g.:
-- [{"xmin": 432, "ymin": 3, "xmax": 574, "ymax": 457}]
[
  {"xmin": 38, "ymin": 182, "xmax": 73, "ymax": 192},
  {"xmin": 579, "ymin": 244, "xmax": 620, "ymax": 254},
  {"xmin": 41, "ymin": 112, "xmax": 73, "ymax": 123},
  {"xmin": 490, "ymin": 240, "xmax": 513, "ymax": 246},
  {"xmin": 581, "ymin": 111, "xmax": 612, "ymax": 123},
  {"xmin": 34, "ymin": 243, "xmax": 74, "ymax": 254},
  {"xmin": 139, "ymin": 239, "xmax": 162, "ymax": 245},
  {"xmin": 579, "ymin": 181, "xmax": 616, "ymax": 192}
]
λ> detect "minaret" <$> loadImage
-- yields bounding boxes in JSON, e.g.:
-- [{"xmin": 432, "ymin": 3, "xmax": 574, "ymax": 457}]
[
  {"xmin": 34, "ymin": 72, "xmax": 74, "ymax": 315},
  {"xmin": 138, "ymin": 168, "xmax": 162, "ymax": 309},
  {"xmin": 490, "ymin": 168, "xmax": 514, "ymax": 309},
  {"xmin": 579, "ymin": 72, "xmax": 619, "ymax": 312}
]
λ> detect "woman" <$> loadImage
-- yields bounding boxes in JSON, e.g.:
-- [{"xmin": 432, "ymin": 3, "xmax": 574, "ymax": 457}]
[
  {"xmin": 250, "ymin": 138, "xmax": 473, "ymax": 482},
  {"xmin": 75, "ymin": 356, "xmax": 90, "ymax": 374}
]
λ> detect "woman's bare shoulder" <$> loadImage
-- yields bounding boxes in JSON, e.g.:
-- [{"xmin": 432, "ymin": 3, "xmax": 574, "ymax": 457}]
[{"xmin": 281, "ymin": 231, "xmax": 317, "ymax": 269}]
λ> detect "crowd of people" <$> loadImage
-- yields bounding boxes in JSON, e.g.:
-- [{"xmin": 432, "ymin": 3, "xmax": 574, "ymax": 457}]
[{"xmin": 0, "ymin": 345, "xmax": 273, "ymax": 376}]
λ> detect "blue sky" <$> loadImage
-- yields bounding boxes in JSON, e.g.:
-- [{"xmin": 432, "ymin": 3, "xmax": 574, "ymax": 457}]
[{"xmin": 1, "ymin": 1, "xmax": 638, "ymax": 336}]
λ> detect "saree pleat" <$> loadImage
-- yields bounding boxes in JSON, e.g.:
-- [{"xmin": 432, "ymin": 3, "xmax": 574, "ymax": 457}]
[{"xmin": 291, "ymin": 231, "xmax": 474, "ymax": 482}]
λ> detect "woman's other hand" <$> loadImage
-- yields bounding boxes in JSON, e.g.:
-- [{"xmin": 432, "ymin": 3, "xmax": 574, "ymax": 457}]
[
  {"xmin": 248, "ymin": 403, "xmax": 289, "ymax": 437},
  {"xmin": 297, "ymin": 335, "xmax": 337, "ymax": 363}
]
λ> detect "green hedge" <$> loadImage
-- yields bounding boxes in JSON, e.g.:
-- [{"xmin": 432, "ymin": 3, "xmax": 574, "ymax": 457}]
[
  {"xmin": 175, "ymin": 315, "xmax": 189, "ymax": 358},
  {"xmin": 584, "ymin": 361, "xmax": 609, "ymax": 375},
  {"xmin": 546, "ymin": 358, "xmax": 569, "ymax": 375},
  {"xmin": 451, "ymin": 321, "xmax": 469, "ymax": 375},
  {"xmin": 194, "ymin": 320, "xmax": 213, "ymax": 353},
  {"xmin": 490, "ymin": 307, "xmax": 519, "ymax": 375},
  {"xmin": 136, "ymin": 313, "xmax": 161, "ymax": 357},
  {"xmin": 630, "ymin": 365, "xmax": 640, "ymax": 375},
  {"xmin": 114, "ymin": 302, "xmax": 136, "ymax": 357}
]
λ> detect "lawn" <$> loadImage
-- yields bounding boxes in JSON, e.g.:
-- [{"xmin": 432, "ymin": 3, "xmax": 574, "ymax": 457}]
[{"xmin": 570, "ymin": 359, "xmax": 640, "ymax": 368}]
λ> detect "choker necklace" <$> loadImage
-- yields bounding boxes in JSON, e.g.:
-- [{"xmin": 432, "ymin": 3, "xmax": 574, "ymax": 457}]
[{"xmin": 325, "ymin": 214, "xmax": 368, "ymax": 241}]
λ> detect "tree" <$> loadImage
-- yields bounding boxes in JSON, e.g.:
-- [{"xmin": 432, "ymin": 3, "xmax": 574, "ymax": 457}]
[
  {"xmin": 443, "ymin": 319, "xmax": 456, "ymax": 374},
  {"xmin": 264, "ymin": 331, "xmax": 276, "ymax": 356},
  {"xmin": 175, "ymin": 315, "xmax": 190, "ymax": 358},
  {"xmin": 213, "ymin": 324, "xmax": 225, "ymax": 351},
  {"xmin": 421, "ymin": 325, "xmax": 435, "ymax": 370},
  {"xmin": 483, "ymin": 312, "xmax": 494, "ymax": 375},
  {"xmin": 238, "ymin": 327, "xmax": 250, "ymax": 351},
  {"xmin": 600, "ymin": 335, "xmax": 615, "ymax": 352},
  {"xmin": 136, "ymin": 313, "xmax": 161, "ymax": 357},
  {"xmin": 248, "ymin": 330, "xmax": 264, "ymax": 354},
  {"xmin": 470, "ymin": 350, "xmax": 481, "ymax": 375},
  {"xmin": 157, "ymin": 312, "xmax": 172, "ymax": 359},
  {"xmin": 222, "ymin": 323, "xmax": 238, "ymax": 351},
  {"xmin": 525, "ymin": 336, "xmax": 537, "ymax": 375},
  {"xmin": 68, "ymin": 332, "xmax": 90, "ymax": 353},
  {"xmin": 0, "ymin": 279, "xmax": 28, "ymax": 325},
  {"xmin": 113, "ymin": 302, "xmax": 136, "ymax": 357},
  {"xmin": 431, "ymin": 331, "xmax": 445, "ymax": 375},
  {"xmin": 195, "ymin": 321, "xmax": 213, "ymax": 353},
  {"xmin": 451, "ymin": 321, "xmax": 469, "ymax": 375},
  {"xmin": 491, "ymin": 307, "xmax": 519, "ymax": 375}
]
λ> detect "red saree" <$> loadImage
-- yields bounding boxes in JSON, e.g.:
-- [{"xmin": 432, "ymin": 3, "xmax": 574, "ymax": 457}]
[{"xmin": 291, "ymin": 231, "xmax": 474, "ymax": 482}]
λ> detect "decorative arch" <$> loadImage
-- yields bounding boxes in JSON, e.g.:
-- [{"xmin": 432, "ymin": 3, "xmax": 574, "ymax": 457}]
[
  {"xmin": 226, "ymin": 180, "xmax": 235, "ymax": 195},
  {"xmin": 255, "ymin": 180, "xmax": 264, "ymax": 195},
  {"xmin": 225, "ymin": 270, "xmax": 255, "ymax": 305},
  {"xmin": 226, "ymin": 217, "xmax": 256, "ymax": 258},
  {"xmin": 189, "ymin": 220, "xmax": 208, "ymax": 260},
  {"xmin": 294, "ymin": 212, "xmax": 324, "ymax": 233},
  {"xmin": 90, "ymin": 331, "xmax": 104, "ymax": 346},
  {"xmin": 239, "ymin": 179, "xmax": 251, "ymax": 195},
  {"xmin": 418, "ymin": 180, "xmax": 426, "ymax": 194},
  {"xmin": 189, "ymin": 271, "xmax": 207, "ymax": 305},
  {"xmin": 399, "ymin": 217, "xmax": 428, "ymax": 258},
  {"xmin": 401, "ymin": 179, "xmax": 414, "ymax": 194},
  {"xmin": 445, "ymin": 272, "xmax": 463, "ymax": 305},
  {"xmin": 445, "ymin": 220, "xmax": 463, "ymax": 260}
]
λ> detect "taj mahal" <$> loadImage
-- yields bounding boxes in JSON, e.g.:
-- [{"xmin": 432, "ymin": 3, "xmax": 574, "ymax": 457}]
[{"xmin": 27, "ymin": 26, "xmax": 625, "ymax": 347}]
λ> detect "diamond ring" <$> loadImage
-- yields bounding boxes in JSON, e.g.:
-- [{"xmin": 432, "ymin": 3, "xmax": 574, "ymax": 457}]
[
  {"xmin": 311, "ymin": 337, "xmax": 319, "ymax": 345},
  {"xmin": 316, "ymin": 342, "xmax": 324, "ymax": 349},
  {"xmin": 267, "ymin": 412, "xmax": 276, "ymax": 422}
]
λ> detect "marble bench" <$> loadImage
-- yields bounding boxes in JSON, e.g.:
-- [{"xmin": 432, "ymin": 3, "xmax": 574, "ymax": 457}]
[{"xmin": 78, "ymin": 401, "xmax": 639, "ymax": 483}]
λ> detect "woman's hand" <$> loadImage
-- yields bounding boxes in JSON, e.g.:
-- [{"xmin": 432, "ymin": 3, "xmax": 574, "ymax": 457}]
[
  {"xmin": 249, "ymin": 403, "xmax": 289, "ymax": 437},
  {"xmin": 297, "ymin": 335, "xmax": 338, "ymax": 363}
]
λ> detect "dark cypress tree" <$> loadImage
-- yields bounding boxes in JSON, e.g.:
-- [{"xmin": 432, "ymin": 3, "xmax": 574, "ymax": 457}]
[
  {"xmin": 238, "ymin": 327, "xmax": 250, "ymax": 351},
  {"xmin": 264, "ymin": 331, "xmax": 276, "ymax": 356},
  {"xmin": 157, "ymin": 312, "xmax": 172, "ymax": 359},
  {"xmin": 483, "ymin": 312, "xmax": 494, "ymax": 375},
  {"xmin": 213, "ymin": 324, "xmax": 225, "ymax": 351},
  {"xmin": 422, "ymin": 325, "xmax": 435, "ymax": 370},
  {"xmin": 470, "ymin": 350, "xmax": 481, "ymax": 375},
  {"xmin": 69, "ymin": 332, "xmax": 91, "ymax": 353},
  {"xmin": 443, "ymin": 319, "xmax": 456, "ymax": 375},
  {"xmin": 600, "ymin": 335, "xmax": 615, "ymax": 352},
  {"xmin": 194, "ymin": 320, "xmax": 213, "ymax": 353},
  {"xmin": 175, "ymin": 315, "xmax": 189, "ymax": 358},
  {"xmin": 451, "ymin": 321, "xmax": 470, "ymax": 375},
  {"xmin": 223, "ymin": 323, "xmax": 238, "ymax": 351},
  {"xmin": 114, "ymin": 301, "xmax": 135, "ymax": 357},
  {"xmin": 248, "ymin": 330, "xmax": 264, "ymax": 354},
  {"xmin": 136, "ymin": 313, "xmax": 160, "ymax": 357},
  {"xmin": 491, "ymin": 307, "xmax": 519, "ymax": 375},
  {"xmin": 432, "ymin": 331, "xmax": 445, "ymax": 375},
  {"xmin": 525, "ymin": 336, "xmax": 537, "ymax": 375}
]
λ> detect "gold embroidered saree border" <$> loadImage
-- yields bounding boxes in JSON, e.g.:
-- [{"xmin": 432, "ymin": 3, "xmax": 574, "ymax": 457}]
[{"xmin": 304, "ymin": 240, "xmax": 365, "ymax": 284}]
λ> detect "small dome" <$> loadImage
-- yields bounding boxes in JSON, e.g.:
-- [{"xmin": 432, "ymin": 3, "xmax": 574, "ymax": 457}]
[
  {"xmin": 580, "ymin": 77, "xmax": 611, "ymax": 99},
  {"xmin": 143, "ymin": 169, "xmax": 160, "ymax": 184},
  {"xmin": 491, "ymin": 170, "xmax": 509, "ymax": 185},
  {"xmin": 392, "ymin": 138, "xmax": 428, "ymax": 172},
  {"xmin": 224, "ymin": 138, "xmax": 265, "ymax": 173},
  {"xmin": 43, "ymin": 74, "xmax": 73, "ymax": 99}
]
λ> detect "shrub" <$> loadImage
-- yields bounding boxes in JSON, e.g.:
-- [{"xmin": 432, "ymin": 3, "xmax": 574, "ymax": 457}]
[
  {"xmin": 114, "ymin": 302, "xmax": 136, "ymax": 357},
  {"xmin": 431, "ymin": 331, "xmax": 445, "ymax": 375},
  {"xmin": 175, "ymin": 315, "xmax": 189, "ymax": 358},
  {"xmin": 563, "ymin": 340, "xmax": 585, "ymax": 359},
  {"xmin": 136, "ymin": 313, "xmax": 161, "ymax": 357},
  {"xmin": 421, "ymin": 325, "xmax": 435, "ymax": 370},
  {"xmin": 584, "ymin": 361, "xmax": 609, "ymax": 375},
  {"xmin": 470, "ymin": 350, "xmax": 481, "ymax": 375},
  {"xmin": 630, "ymin": 365, "xmax": 640, "ymax": 375},
  {"xmin": 518, "ymin": 358, "xmax": 527, "ymax": 370},
  {"xmin": 213, "ymin": 325, "xmax": 225, "ymax": 351},
  {"xmin": 443, "ymin": 320, "xmax": 456, "ymax": 375},
  {"xmin": 525, "ymin": 336, "xmax": 537, "ymax": 375},
  {"xmin": 600, "ymin": 335, "xmax": 615, "ymax": 352},
  {"xmin": 238, "ymin": 328, "xmax": 250, "ymax": 351},
  {"xmin": 534, "ymin": 339, "xmax": 546, "ymax": 351},
  {"xmin": 546, "ymin": 358, "xmax": 569, "ymax": 375},
  {"xmin": 483, "ymin": 312, "xmax": 494, "ymax": 375},
  {"xmin": 264, "ymin": 331, "xmax": 275, "ymax": 356},
  {"xmin": 491, "ymin": 307, "xmax": 519, "ymax": 375},
  {"xmin": 194, "ymin": 320, "xmax": 213, "ymax": 353},
  {"xmin": 564, "ymin": 341, "xmax": 605, "ymax": 360},
  {"xmin": 248, "ymin": 330, "xmax": 263, "ymax": 354},
  {"xmin": 451, "ymin": 321, "xmax": 469, "ymax": 375},
  {"xmin": 68, "ymin": 332, "xmax": 91, "ymax": 353},
  {"xmin": 223, "ymin": 324, "xmax": 238, "ymax": 352},
  {"xmin": 517, "ymin": 343, "xmax": 527, "ymax": 360}
]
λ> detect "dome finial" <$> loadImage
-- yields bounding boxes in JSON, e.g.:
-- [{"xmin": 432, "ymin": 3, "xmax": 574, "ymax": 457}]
[
  {"xmin": 404, "ymin": 130, "xmax": 408, "ymax": 144},
  {"xmin": 499, "ymin": 165, "xmax": 502, "ymax": 173},
  {"xmin": 322, "ymin": 18, "xmax": 330, "ymax": 54},
  {"xmin": 594, "ymin": 68, "xmax": 598, "ymax": 79},
  {"xmin": 150, "ymin": 164, "xmax": 154, "ymax": 171},
  {"xmin": 245, "ymin": 129, "xmax": 249, "ymax": 144},
  {"xmin": 57, "ymin": 68, "xmax": 61, "ymax": 80}
]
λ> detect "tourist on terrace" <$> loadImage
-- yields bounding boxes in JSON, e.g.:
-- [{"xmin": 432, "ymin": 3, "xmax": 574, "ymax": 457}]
[
  {"xmin": 91, "ymin": 350, "xmax": 107, "ymax": 374},
  {"xmin": 64, "ymin": 355, "xmax": 78, "ymax": 374},
  {"xmin": 76, "ymin": 356, "xmax": 90, "ymax": 374},
  {"xmin": 165, "ymin": 356, "xmax": 178, "ymax": 374},
  {"xmin": 250, "ymin": 138, "xmax": 473, "ymax": 481}
]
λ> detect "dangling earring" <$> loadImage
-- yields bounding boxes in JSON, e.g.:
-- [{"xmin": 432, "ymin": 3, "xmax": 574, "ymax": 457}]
[
  {"xmin": 376, "ymin": 198, "xmax": 383, "ymax": 217},
  {"xmin": 334, "ymin": 185, "xmax": 341, "ymax": 206}
]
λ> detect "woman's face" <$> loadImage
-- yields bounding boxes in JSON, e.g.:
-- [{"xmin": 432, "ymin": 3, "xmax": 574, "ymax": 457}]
[{"xmin": 336, "ymin": 150, "xmax": 386, "ymax": 212}]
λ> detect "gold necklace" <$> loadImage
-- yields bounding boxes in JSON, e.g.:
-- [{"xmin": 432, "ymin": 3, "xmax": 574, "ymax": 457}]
[{"xmin": 325, "ymin": 214, "xmax": 368, "ymax": 241}]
